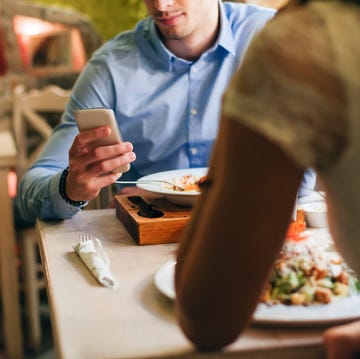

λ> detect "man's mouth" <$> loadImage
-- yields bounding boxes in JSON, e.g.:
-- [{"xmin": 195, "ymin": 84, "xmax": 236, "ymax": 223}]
[{"xmin": 155, "ymin": 12, "xmax": 184, "ymax": 26}]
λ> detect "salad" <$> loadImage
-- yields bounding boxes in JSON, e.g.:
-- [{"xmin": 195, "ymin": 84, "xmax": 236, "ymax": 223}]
[{"xmin": 261, "ymin": 222, "xmax": 360, "ymax": 306}]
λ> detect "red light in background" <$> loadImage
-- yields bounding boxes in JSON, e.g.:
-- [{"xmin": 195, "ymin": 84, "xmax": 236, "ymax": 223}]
[
  {"xmin": 13, "ymin": 15, "xmax": 59, "ymax": 36},
  {"xmin": 8, "ymin": 170, "xmax": 17, "ymax": 198},
  {"xmin": 12, "ymin": 15, "xmax": 86, "ymax": 73}
]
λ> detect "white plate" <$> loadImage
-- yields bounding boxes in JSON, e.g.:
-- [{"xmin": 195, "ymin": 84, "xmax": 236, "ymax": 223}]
[
  {"xmin": 154, "ymin": 260, "xmax": 360, "ymax": 326},
  {"xmin": 253, "ymin": 297, "xmax": 360, "ymax": 326},
  {"xmin": 137, "ymin": 168, "xmax": 208, "ymax": 207},
  {"xmin": 154, "ymin": 259, "xmax": 176, "ymax": 300}
]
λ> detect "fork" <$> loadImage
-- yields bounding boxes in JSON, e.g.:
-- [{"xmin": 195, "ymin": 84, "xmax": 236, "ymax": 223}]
[
  {"xmin": 114, "ymin": 180, "xmax": 185, "ymax": 191},
  {"xmin": 79, "ymin": 233, "xmax": 92, "ymax": 243},
  {"xmin": 78, "ymin": 233, "xmax": 111, "ymax": 266}
]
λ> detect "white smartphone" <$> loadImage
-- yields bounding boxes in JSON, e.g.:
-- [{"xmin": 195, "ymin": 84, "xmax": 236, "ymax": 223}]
[{"xmin": 75, "ymin": 108, "xmax": 130, "ymax": 173}]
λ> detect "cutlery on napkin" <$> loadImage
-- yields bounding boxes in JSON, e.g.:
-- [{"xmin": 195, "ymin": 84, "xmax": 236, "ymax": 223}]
[{"xmin": 74, "ymin": 234, "xmax": 118, "ymax": 290}]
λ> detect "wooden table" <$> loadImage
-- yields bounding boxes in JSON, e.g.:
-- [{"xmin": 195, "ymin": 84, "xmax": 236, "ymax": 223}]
[
  {"xmin": 37, "ymin": 208, "xmax": 327, "ymax": 359},
  {"xmin": 0, "ymin": 130, "xmax": 23, "ymax": 359}
]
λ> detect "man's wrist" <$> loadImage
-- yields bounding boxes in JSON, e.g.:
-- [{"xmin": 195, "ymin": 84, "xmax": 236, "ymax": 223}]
[{"xmin": 59, "ymin": 167, "xmax": 87, "ymax": 207}]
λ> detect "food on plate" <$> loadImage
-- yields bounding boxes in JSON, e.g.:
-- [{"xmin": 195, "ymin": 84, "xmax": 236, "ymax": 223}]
[
  {"xmin": 286, "ymin": 222, "xmax": 307, "ymax": 242},
  {"xmin": 164, "ymin": 174, "xmax": 207, "ymax": 192},
  {"xmin": 285, "ymin": 208, "xmax": 308, "ymax": 242},
  {"xmin": 261, "ymin": 224, "xmax": 360, "ymax": 306}
]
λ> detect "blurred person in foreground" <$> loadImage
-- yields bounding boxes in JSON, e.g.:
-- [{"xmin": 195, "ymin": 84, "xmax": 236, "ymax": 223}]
[
  {"xmin": 15, "ymin": 0, "xmax": 315, "ymax": 224},
  {"xmin": 175, "ymin": 0, "xmax": 360, "ymax": 358}
]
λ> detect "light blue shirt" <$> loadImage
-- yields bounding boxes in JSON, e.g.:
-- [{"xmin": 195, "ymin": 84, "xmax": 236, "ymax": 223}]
[{"xmin": 16, "ymin": 2, "xmax": 281, "ymax": 223}]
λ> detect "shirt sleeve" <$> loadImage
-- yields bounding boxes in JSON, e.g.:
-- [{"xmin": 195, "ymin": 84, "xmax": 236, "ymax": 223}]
[{"xmin": 15, "ymin": 169, "xmax": 84, "ymax": 224}]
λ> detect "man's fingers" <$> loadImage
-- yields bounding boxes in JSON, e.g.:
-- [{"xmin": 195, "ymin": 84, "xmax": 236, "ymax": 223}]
[{"xmin": 76, "ymin": 126, "xmax": 111, "ymax": 145}]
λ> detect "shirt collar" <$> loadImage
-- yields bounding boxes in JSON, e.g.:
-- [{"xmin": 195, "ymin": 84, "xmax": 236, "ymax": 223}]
[
  {"xmin": 149, "ymin": 20, "xmax": 192, "ymax": 71},
  {"xmin": 216, "ymin": 0, "xmax": 236, "ymax": 57},
  {"xmin": 146, "ymin": 0, "xmax": 236, "ymax": 71}
]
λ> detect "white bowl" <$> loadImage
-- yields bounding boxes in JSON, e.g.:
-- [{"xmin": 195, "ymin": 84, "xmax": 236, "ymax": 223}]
[{"xmin": 300, "ymin": 202, "xmax": 328, "ymax": 228}]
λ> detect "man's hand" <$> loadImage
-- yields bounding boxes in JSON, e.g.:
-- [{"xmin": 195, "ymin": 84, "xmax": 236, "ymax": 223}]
[
  {"xmin": 65, "ymin": 126, "xmax": 136, "ymax": 202},
  {"xmin": 323, "ymin": 320, "xmax": 360, "ymax": 359}
]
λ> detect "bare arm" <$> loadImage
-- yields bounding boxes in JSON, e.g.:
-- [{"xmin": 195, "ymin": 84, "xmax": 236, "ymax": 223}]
[{"xmin": 175, "ymin": 115, "xmax": 304, "ymax": 350}]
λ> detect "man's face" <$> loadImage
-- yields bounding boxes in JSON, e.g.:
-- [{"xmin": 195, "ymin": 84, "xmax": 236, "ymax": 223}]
[{"xmin": 143, "ymin": 0, "xmax": 218, "ymax": 41}]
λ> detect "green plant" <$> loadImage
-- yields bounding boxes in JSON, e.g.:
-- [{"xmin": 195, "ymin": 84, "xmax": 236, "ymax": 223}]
[{"xmin": 30, "ymin": 0, "xmax": 147, "ymax": 41}]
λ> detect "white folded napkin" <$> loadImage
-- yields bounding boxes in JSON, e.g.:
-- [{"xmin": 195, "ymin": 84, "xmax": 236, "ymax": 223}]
[{"xmin": 74, "ymin": 236, "xmax": 118, "ymax": 290}]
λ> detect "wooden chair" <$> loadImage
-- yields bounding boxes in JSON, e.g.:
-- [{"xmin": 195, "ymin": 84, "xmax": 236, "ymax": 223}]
[
  {"xmin": 0, "ymin": 98, "xmax": 23, "ymax": 359},
  {"xmin": 12, "ymin": 84, "xmax": 113, "ymax": 350},
  {"xmin": 12, "ymin": 83, "xmax": 71, "ymax": 352},
  {"xmin": 13, "ymin": 84, "xmax": 71, "ymax": 178}
]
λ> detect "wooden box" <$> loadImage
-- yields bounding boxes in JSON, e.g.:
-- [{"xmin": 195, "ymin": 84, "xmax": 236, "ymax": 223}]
[{"xmin": 115, "ymin": 195, "xmax": 192, "ymax": 245}]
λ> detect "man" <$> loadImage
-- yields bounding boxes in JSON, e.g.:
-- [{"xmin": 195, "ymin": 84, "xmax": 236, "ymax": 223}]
[{"xmin": 16, "ymin": 0, "xmax": 306, "ymax": 223}]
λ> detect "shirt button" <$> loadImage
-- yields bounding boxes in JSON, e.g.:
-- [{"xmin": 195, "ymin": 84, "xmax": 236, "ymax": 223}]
[
  {"xmin": 190, "ymin": 108, "xmax": 197, "ymax": 115},
  {"xmin": 192, "ymin": 67, "xmax": 198, "ymax": 73},
  {"xmin": 190, "ymin": 148, "xmax": 198, "ymax": 155}
]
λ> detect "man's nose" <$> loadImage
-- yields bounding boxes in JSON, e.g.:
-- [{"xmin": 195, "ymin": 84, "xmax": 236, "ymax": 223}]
[{"xmin": 154, "ymin": 0, "xmax": 174, "ymax": 10}]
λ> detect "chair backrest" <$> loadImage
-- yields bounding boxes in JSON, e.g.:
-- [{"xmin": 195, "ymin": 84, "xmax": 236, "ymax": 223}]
[{"xmin": 12, "ymin": 84, "xmax": 71, "ymax": 176}]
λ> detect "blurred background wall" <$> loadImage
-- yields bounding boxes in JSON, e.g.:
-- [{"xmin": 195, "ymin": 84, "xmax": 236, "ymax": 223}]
[{"xmin": 29, "ymin": 0, "xmax": 147, "ymax": 41}]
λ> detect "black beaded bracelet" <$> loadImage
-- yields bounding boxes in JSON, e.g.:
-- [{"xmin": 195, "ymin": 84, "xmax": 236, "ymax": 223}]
[{"xmin": 59, "ymin": 167, "xmax": 87, "ymax": 207}]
